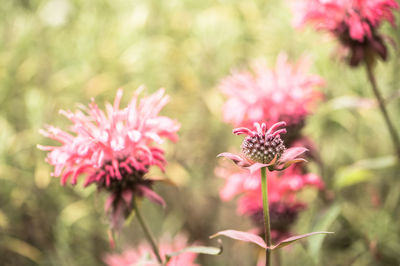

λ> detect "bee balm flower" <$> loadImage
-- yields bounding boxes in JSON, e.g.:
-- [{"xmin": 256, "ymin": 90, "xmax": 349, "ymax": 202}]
[
  {"xmin": 291, "ymin": 0, "xmax": 399, "ymax": 66},
  {"xmin": 218, "ymin": 122, "xmax": 308, "ymax": 173},
  {"xmin": 38, "ymin": 87, "xmax": 180, "ymax": 229},
  {"xmin": 220, "ymin": 53, "xmax": 324, "ymax": 128},
  {"xmin": 104, "ymin": 234, "xmax": 199, "ymax": 266}
]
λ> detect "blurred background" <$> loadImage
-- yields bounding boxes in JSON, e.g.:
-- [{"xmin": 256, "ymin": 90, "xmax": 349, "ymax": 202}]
[{"xmin": 1, "ymin": 0, "xmax": 400, "ymax": 265}]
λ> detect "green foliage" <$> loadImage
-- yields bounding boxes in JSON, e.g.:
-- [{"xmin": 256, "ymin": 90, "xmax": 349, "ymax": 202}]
[{"xmin": 1, "ymin": 0, "xmax": 400, "ymax": 265}]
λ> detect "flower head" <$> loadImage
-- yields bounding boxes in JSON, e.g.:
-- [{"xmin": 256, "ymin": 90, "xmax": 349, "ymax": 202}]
[
  {"xmin": 104, "ymin": 234, "xmax": 199, "ymax": 266},
  {"xmin": 220, "ymin": 53, "xmax": 324, "ymax": 128},
  {"xmin": 291, "ymin": 0, "xmax": 399, "ymax": 66},
  {"xmin": 218, "ymin": 122, "xmax": 308, "ymax": 173},
  {"xmin": 216, "ymin": 163, "xmax": 324, "ymax": 242},
  {"xmin": 38, "ymin": 87, "xmax": 180, "ymax": 229}
]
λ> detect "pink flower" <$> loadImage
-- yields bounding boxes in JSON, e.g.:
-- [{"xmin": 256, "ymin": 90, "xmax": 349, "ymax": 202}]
[
  {"xmin": 38, "ymin": 87, "xmax": 180, "ymax": 229},
  {"xmin": 218, "ymin": 122, "xmax": 308, "ymax": 173},
  {"xmin": 291, "ymin": 0, "xmax": 399, "ymax": 66},
  {"xmin": 216, "ymin": 163, "xmax": 324, "ymax": 241},
  {"xmin": 104, "ymin": 234, "xmax": 199, "ymax": 266},
  {"xmin": 220, "ymin": 53, "xmax": 324, "ymax": 128}
]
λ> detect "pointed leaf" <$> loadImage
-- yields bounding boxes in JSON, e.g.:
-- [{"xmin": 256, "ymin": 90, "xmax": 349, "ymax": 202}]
[
  {"xmin": 279, "ymin": 158, "xmax": 308, "ymax": 170},
  {"xmin": 166, "ymin": 245, "xmax": 223, "ymax": 259},
  {"xmin": 309, "ymin": 205, "xmax": 341, "ymax": 265},
  {"xmin": 272, "ymin": 232, "xmax": 333, "ymax": 250},
  {"xmin": 210, "ymin": 230, "xmax": 267, "ymax": 249}
]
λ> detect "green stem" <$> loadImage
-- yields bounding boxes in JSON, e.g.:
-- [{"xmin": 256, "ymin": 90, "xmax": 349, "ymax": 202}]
[
  {"xmin": 132, "ymin": 198, "xmax": 163, "ymax": 264},
  {"xmin": 365, "ymin": 61, "xmax": 400, "ymax": 162},
  {"xmin": 261, "ymin": 167, "xmax": 272, "ymax": 266}
]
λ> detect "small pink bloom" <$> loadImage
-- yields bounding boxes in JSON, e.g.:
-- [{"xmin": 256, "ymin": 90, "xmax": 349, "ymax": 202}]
[
  {"xmin": 104, "ymin": 234, "xmax": 199, "ymax": 266},
  {"xmin": 218, "ymin": 122, "xmax": 308, "ymax": 173},
  {"xmin": 220, "ymin": 53, "xmax": 324, "ymax": 128},
  {"xmin": 291, "ymin": 0, "xmax": 399, "ymax": 66},
  {"xmin": 38, "ymin": 87, "xmax": 180, "ymax": 230}
]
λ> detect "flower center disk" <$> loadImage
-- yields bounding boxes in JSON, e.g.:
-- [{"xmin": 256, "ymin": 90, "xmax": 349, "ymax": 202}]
[{"xmin": 241, "ymin": 133, "xmax": 286, "ymax": 164}]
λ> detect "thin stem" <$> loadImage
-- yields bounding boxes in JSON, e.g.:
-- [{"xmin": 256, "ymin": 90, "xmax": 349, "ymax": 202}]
[
  {"xmin": 365, "ymin": 61, "xmax": 400, "ymax": 161},
  {"xmin": 261, "ymin": 167, "xmax": 272, "ymax": 266},
  {"xmin": 132, "ymin": 198, "xmax": 163, "ymax": 264}
]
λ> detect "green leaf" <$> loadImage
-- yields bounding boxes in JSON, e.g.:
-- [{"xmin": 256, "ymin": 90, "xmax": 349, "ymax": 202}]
[
  {"xmin": 308, "ymin": 205, "xmax": 341, "ymax": 264},
  {"xmin": 354, "ymin": 155, "xmax": 396, "ymax": 170},
  {"xmin": 334, "ymin": 167, "xmax": 374, "ymax": 189},
  {"xmin": 334, "ymin": 156, "xmax": 396, "ymax": 189},
  {"xmin": 166, "ymin": 244, "xmax": 223, "ymax": 262},
  {"xmin": 271, "ymin": 232, "xmax": 334, "ymax": 250}
]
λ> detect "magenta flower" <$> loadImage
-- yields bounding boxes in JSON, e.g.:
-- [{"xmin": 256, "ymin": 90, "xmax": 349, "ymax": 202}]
[
  {"xmin": 291, "ymin": 0, "xmax": 399, "ymax": 66},
  {"xmin": 218, "ymin": 122, "xmax": 308, "ymax": 173},
  {"xmin": 38, "ymin": 87, "xmax": 180, "ymax": 229},
  {"xmin": 220, "ymin": 53, "xmax": 324, "ymax": 128},
  {"xmin": 216, "ymin": 163, "xmax": 324, "ymax": 242},
  {"xmin": 104, "ymin": 234, "xmax": 199, "ymax": 266}
]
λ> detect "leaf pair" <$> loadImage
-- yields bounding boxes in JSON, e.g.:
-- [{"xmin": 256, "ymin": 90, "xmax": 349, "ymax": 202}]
[{"xmin": 210, "ymin": 229, "xmax": 333, "ymax": 250}]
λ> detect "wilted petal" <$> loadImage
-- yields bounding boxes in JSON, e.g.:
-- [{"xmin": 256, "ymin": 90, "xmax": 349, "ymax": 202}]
[
  {"xmin": 217, "ymin": 152, "xmax": 251, "ymax": 167},
  {"xmin": 246, "ymin": 162, "xmax": 269, "ymax": 174},
  {"xmin": 280, "ymin": 147, "xmax": 308, "ymax": 163},
  {"xmin": 138, "ymin": 185, "xmax": 166, "ymax": 208}
]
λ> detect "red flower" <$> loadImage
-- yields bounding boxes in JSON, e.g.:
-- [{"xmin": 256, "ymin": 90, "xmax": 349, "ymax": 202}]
[
  {"xmin": 292, "ymin": 0, "xmax": 399, "ymax": 66},
  {"xmin": 220, "ymin": 53, "xmax": 324, "ymax": 128},
  {"xmin": 218, "ymin": 122, "xmax": 308, "ymax": 173},
  {"xmin": 38, "ymin": 87, "xmax": 180, "ymax": 229},
  {"xmin": 104, "ymin": 234, "xmax": 199, "ymax": 266}
]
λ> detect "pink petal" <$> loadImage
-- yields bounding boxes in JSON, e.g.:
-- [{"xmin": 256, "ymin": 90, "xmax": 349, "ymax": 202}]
[
  {"xmin": 138, "ymin": 185, "xmax": 166, "ymax": 208},
  {"xmin": 121, "ymin": 190, "xmax": 133, "ymax": 205},
  {"xmin": 105, "ymin": 194, "xmax": 116, "ymax": 212},
  {"xmin": 217, "ymin": 152, "xmax": 251, "ymax": 167},
  {"xmin": 210, "ymin": 229, "xmax": 267, "ymax": 249},
  {"xmin": 245, "ymin": 162, "xmax": 269, "ymax": 174},
  {"xmin": 280, "ymin": 147, "xmax": 308, "ymax": 163},
  {"xmin": 232, "ymin": 127, "xmax": 255, "ymax": 136},
  {"xmin": 266, "ymin": 121, "xmax": 286, "ymax": 135}
]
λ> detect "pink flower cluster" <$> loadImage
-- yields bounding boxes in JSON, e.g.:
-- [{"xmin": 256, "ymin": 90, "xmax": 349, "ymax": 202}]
[
  {"xmin": 38, "ymin": 88, "xmax": 180, "ymax": 229},
  {"xmin": 220, "ymin": 53, "xmax": 324, "ymax": 128},
  {"xmin": 216, "ymin": 163, "xmax": 323, "ymax": 241},
  {"xmin": 291, "ymin": 0, "xmax": 399, "ymax": 66},
  {"xmin": 218, "ymin": 54, "xmax": 325, "ymax": 241},
  {"xmin": 104, "ymin": 234, "xmax": 198, "ymax": 266}
]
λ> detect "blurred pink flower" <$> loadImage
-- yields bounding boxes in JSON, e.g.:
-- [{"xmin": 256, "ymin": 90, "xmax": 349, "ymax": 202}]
[
  {"xmin": 216, "ymin": 163, "xmax": 323, "ymax": 241},
  {"xmin": 104, "ymin": 234, "xmax": 199, "ymax": 266},
  {"xmin": 38, "ymin": 87, "xmax": 180, "ymax": 229},
  {"xmin": 218, "ymin": 122, "xmax": 308, "ymax": 173},
  {"xmin": 220, "ymin": 53, "xmax": 324, "ymax": 128},
  {"xmin": 291, "ymin": 0, "xmax": 399, "ymax": 66}
]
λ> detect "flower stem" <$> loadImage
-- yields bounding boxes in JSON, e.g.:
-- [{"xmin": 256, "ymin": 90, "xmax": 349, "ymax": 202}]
[
  {"xmin": 261, "ymin": 167, "xmax": 272, "ymax": 266},
  {"xmin": 132, "ymin": 198, "xmax": 163, "ymax": 264},
  {"xmin": 365, "ymin": 61, "xmax": 400, "ymax": 162}
]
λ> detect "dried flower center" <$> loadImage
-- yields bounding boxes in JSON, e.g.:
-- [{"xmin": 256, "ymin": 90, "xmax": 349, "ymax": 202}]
[
  {"xmin": 241, "ymin": 133, "xmax": 286, "ymax": 164},
  {"xmin": 95, "ymin": 159, "xmax": 151, "ymax": 193}
]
